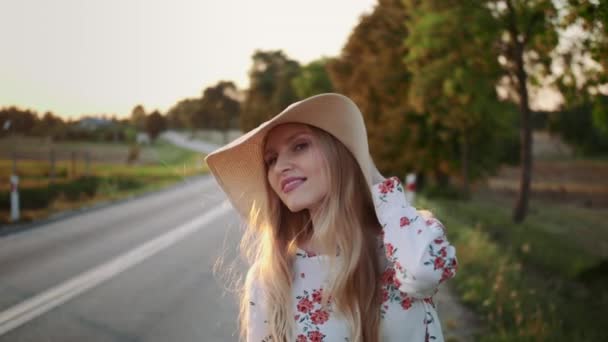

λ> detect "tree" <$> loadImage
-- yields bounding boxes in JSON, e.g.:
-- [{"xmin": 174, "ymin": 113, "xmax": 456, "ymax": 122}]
[
  {"xmin": 403, "ymin": 0, "xmax": 508, "ymax": 197},
  {"xmin": 166, "ymin": 98, "xmax": 200, "ymax": 130},
  {"xmin": 0, "ymin": 106, "xmax": 38, "ymax": 135},
  {"xmin": 130, "ymin": 105, "xmax": 147, "ymax": 131},
  {"xmin": 445, "ymin": 0, "xmax": 560, "ymax": 222},
  {"xmin": 145, "ymin": 110, "xmax": 167, "ymax": 141},
  {"xmin": 328, "ymin": 0, "xmax": 421, "ymax": 179},
  {"xmin": 199, "ymin": 81, "xmax": 241, "ymax": 143},
  {"xmin": 549, "ymin": 95, "xmax": 608, "ymax": 155},
  {"xmin": 291, "ymin": 58, "xmax": 334, "ymax": 99},
  {"xmin": 557, "ymin": 0, "xmax": 608, "ymax": 99},
  {"xmin": 241, "ymin": 50, "xmax": 300, "ymax": 131}
]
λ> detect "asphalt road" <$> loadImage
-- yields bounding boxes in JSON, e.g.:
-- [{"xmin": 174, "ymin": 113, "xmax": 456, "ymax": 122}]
[
  {"xmin": 0, "ymin": 133, "xmax": 477, "ymax": 341},
  {"xmin": 0, "ymin": 175, "xmax": 247, "ymax": 342}
]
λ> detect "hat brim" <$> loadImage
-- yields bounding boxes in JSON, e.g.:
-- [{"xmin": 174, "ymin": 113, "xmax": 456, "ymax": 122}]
[{"xmin": 204, "ymin": 93, "xmax": 377, "ymax": 219}]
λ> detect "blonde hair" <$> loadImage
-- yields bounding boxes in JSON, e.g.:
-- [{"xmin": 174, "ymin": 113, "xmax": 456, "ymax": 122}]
[{"xmin": 238, "ymin": 124, "xmax": 383, "ymax": 341}]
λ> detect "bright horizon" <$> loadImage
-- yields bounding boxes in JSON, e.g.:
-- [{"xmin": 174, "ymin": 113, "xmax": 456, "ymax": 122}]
[{"xmin": 0, "ymin": 0, "xmax": 377, "ymax": 119}]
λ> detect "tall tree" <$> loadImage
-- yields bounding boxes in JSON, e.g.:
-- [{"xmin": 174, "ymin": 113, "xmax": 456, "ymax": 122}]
[
  {"xmin": 291, "ymin": 58, "xmax": 334, "ymax": 99},
  {"xmin": 130, "ymin": 105, "xmax": 147, "ymax": 131},
  {"xmin": 328, "ymin": 0, "xmax": 421, "ymax": 178},
  {"xmin": 145, "ymin": 110, "xmax": 167, "ymax": 141},
  {"xmin": 241, "ymin": 50, "xmax": 300, "ymax": 131},
  {"xmin": 484, "ymin": 0, "xmax": 559, "ymax": 222},
  {"xmin": 200, "ymin": 81, "xmax": 241, "ymax": 143},
  {"xmin": 166, "ymin": 98, "xmax": 200, "ymax": 130},
  {"xmin": 403, "ymin": 0, "xmax": 506, "ymax": 197}
]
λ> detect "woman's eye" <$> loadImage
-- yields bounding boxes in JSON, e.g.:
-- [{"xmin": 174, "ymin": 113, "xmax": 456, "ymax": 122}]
[
  {"xmin": 294, "ymin": 142, "xmax": 309, "ymax": 151},
  {"xmin": 265, "ymin": 157, "xmax": 276, "ymax": 166}
]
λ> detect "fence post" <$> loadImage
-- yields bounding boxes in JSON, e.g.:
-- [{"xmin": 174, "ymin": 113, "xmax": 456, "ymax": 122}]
[
  {"xmin": 85, "ymin": 151, "xmax": 90, "ymax": 176},
  {"xmin": 12, "ymin": 149, "xmax": 17, "ymax": 175},
  {"xmin": 71, "ymin": 151, "xmax": 76, "ymax": 178},
  {"xmin": 50, "ymin": 148, "xmax": 56, "ymax": 183}
]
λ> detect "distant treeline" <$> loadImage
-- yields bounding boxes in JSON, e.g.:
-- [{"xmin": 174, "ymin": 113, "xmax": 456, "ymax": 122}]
[{"xmin": 2, "ymin": 0, "xmax": 607, "ymax": 203}]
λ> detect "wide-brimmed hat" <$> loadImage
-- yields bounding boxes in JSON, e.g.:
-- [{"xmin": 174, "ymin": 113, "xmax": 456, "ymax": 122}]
[{"xmin": 204, "ymin": 93, "xmax": 382, "ymax": 219}]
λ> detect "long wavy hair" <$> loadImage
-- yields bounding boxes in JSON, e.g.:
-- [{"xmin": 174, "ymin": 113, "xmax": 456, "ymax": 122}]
[{"xmin": 238, "ymin": 124, "xmax": 384, "ymax": 341}]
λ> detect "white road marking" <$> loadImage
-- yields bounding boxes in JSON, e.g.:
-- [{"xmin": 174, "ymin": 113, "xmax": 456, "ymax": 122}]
[{"xmin": 0, "ymin": 200, "xmax": 232, "ymax": 336}]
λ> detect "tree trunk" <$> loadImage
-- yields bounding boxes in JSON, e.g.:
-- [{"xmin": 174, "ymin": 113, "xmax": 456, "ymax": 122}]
[{"xmin": 512, "ymin": 42, "xmax": 533, "ymax": 223}]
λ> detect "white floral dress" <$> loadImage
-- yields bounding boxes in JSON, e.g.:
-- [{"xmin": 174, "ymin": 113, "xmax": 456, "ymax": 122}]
[{"xmin": 247, "ymin": 177, "xmax": 458, "ymax": 341}]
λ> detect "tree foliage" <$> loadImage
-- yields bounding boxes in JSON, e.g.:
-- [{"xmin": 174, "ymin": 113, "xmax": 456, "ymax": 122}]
[
  {"xmin": 328, "ymin": 0, "xmax": 420, "ymax": 179},
  {"xmin": 145, "ymin": 110, "xmax": 167, "ymax": 141},
  {"xmin": 404, "ymin": 0, "xmax": 513, "ymax": 196},
  {"xmin": 241, "ymin": 50, "xmax": 300, "ymax": 131},
  {"xmin": 291, "ymin": 58, "xmax": 334, "ymax": 99},
  {"xmin": 130, "ymin": 105, "xmax": 146, "ymax": 131}
]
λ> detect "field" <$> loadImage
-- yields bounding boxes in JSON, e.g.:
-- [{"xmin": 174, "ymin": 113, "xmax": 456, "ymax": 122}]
[
  {"xmin": 482, "ymin": 159, "xmax": 608, "ymax": 208},
  {"xmin": 0, "ymin": 135, "xmax": 206, "ymax": 225},
  {"xmin": 425, "ymin": 148, "xmax": 608, "ymax": 340}
]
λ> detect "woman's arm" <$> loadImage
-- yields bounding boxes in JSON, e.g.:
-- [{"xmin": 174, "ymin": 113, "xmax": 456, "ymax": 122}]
[
  {"xmin": 245, "ymin": 272, "xmax": 272, "ymax": 341},
  {"xmin": 371, "ymin": 176, "xmax": 457, "ymax": 299}
]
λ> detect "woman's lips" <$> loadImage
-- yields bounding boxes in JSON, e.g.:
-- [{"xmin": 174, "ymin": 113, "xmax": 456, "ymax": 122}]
[{"xmin": 283, "ymin": 179, "xmax": 306, "ymax": 193}]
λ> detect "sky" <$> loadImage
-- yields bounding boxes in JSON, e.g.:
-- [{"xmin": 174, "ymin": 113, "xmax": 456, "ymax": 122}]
[{"xmin": 0, "ymin": 0, "xmax": 377, "ymax": 118}]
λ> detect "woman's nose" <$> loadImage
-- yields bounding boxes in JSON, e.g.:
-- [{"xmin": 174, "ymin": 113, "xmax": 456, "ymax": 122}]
[{"xmin": 274, "ymin": 155, "xmax": 293, "ymax": 173}]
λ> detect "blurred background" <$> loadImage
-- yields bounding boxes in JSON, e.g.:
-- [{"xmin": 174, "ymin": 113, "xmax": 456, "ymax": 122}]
[{"xmin": 0, "ymin": 0, "xmax": 607, "ymax": 341}]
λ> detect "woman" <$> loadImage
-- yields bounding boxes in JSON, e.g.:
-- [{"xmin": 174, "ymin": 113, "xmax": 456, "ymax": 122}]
[{"xmin": 205, "ymin": 93, "xmax": 457, "ymax": 342}]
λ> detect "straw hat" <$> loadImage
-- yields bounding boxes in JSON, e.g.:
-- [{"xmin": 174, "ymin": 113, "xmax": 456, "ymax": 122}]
[{"xmin": 204, "ymin": 93, "xmax": 382, "ymax": 219}]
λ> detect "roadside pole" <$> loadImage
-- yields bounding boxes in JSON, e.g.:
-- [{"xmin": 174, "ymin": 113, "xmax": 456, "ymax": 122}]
[
  {"xmin": 405, "ymin": 173, "xmax": 417, "ymax": 205},
  {"xmin": 4, "ymin": 119, "xmax": 20, "ymax": 222},
  {"xmin": 10, "ymin": 140, "xmax": 20, "ymax": 222},
  {"xmin": 10, "ymin": 174, "xmax": 19, "ymax": 222}
]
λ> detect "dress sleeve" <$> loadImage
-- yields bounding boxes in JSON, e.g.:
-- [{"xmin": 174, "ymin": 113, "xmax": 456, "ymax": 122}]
[
  {"xmin": 371, "ymin": 176, "xmax": 458, "ymax": 299},
  {"xmin": 246, "ymin": 272, "xmax": 272, "ymax": 342}
]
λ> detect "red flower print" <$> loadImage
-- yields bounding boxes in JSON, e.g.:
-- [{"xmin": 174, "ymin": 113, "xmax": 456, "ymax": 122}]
[
  {"xmin": 434, "ymin": 238, "xmax": 444, "ymax": 245},
  {"xmin": 310, "ymin": 309, "xmax": 330, "ymax": 325},
  {"xmin": 312, "ymin": 289, "xmax": 323, "ymax": 304},
  {"xmin": 395, "ymin": 261, "xmax": 403, "ymax": 272},
  {"xmin": 440, "ymin": 267, "xmax": 454, "ymax": 283},
  {"xmin": 382, "ymin": 289, "xmax": 389, "ymax": 302},
  {"xmin": 400, "ymin": 216, "xmax": 410, "ymax": 227},
  {"xmin": 434, "ymin": 257, "xmax": 446, "ymax": 269},
  {"xmin": 393, "ymin": 276, "xmax": 402, "ymax": 289},
  {"xmin": 439, "ymin": 246, "xmax": 447, "ymax": 257},
  {"xmin": 294, "ymin": 314, "xmax": 300, "ymax": 321},
  {"xmin": 297, "ymin": 297, "xmax": 314, "ymax": 313},
  {"xmin": 308, "ymin": 330, "xmax": 325, "ymax": 342},
  {"xmin": 385, "ymin": 243, "xmax": 395, "ymax": 258},
  {"xmin": 424, "ymin": 297, "xmax": 435, "ymax": 307},
  {"xmin": 297, "ymin": 334, "xmax": 307, "ymax": 342},
  {"xmin": 378, "ymin": 178, "xmax": 395, "ymax": 194},
  {"xmin": 381, "ymin": 268, "xmax": 396, "ymax": 286},
  {"xmin": 401, "ymin": 296, "xmax": 413, "ymax": 310}
]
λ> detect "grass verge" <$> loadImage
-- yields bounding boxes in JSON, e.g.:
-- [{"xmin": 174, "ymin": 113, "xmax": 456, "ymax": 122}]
[
  {"xmin": 418, "ymin": 193, "xmax": 607, "ymax": 341},
  {"xmin": 0, "ymin": 141, "xmax": 207, "ymax": 225}
]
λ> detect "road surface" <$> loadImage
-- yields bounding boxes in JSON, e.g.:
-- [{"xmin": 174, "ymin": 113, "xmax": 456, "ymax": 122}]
[
  {"xmin": 0, "ymin": 133, "xmax": 477, "ymax": 341},
  {"xmin": 0, "ymin": 175, "xmax": 247, "ymax": 341}
]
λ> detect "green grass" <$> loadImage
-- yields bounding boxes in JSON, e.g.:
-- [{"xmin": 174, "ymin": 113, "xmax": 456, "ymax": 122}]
[
  {"xmin": 0, "ymin": 141, "xmax": 207, "ymax": 224},
  {"xmin": 418, "ymin": 193, "xmax": 608, "ymax": 341}
]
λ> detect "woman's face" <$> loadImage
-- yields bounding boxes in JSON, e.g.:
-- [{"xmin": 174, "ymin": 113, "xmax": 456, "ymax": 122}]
[{"xmin": 263, "ymin": 123, "xmax": 329, "ymax": 214}]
